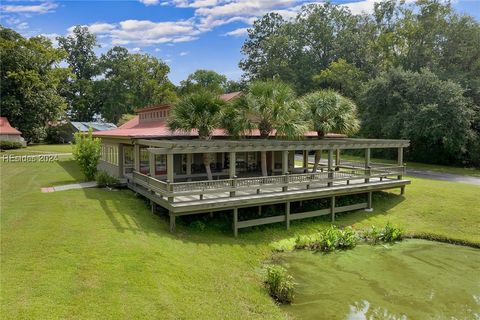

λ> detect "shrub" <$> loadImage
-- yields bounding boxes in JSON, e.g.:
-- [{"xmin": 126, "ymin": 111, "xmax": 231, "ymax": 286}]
[
  {"xmin": 294, "ymin": 226, "xmax": 358, "ymax": 252},
  {"xmin": 0, "ymin": 141, "xmax": 23, "ymax": 150},
  {"xmin": 364, "ymin": 222, "xmax": 403, "ymax": 244},
  {"xmin": 264, "ymin": 265, "xmax": 295, "ymax": 304},
  {"xmin": 190, "ymin": 220, "xmax": 206, "ymax": 232},
  {"xmin": 95, "ymin": 171, "xmax": 119, "ymax": 187},
  {"xmin": 72, "ymin": 128, "xmax": 101, "ymax": 180}
]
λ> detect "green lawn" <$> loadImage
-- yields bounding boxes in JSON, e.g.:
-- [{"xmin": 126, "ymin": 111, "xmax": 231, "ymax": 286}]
[
  {"xmin": 1, "ymin": 144, "xmax": 73, "ymax": 156},
  {"xmin": 1, "ymin": 156, "xmax": 479, "ymax": 319}
]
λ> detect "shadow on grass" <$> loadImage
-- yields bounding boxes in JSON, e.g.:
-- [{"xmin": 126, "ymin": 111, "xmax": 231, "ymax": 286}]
[{"xmin": 52, "ymin": 159, "xmax": 86, "ymax": 185}]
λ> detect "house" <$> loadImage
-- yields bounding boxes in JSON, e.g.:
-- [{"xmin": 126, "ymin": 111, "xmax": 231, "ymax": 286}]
[
  {"xmin": 93, "ymin": 93, "xmax": 410, "ymax": 236},
  {"xmin": 0, "ymin": 117, "xmax": 26, "ymax": 146},
  {"xmin": 48, "ymin": 120, "xmax": 117, "ymax": 143}
]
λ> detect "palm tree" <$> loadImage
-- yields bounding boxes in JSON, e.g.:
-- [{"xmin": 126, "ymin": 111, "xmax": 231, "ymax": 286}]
[
  {"xmin": 223, "ymin": 80, "xmax": 307, "ymax": 176},
  {"xmin": 168, "ymin": 89, "xmax": 225, "ymax": 180},
  {"xmin": 301, "ymin": 90, "xmax": 360, "ymax": 172}
]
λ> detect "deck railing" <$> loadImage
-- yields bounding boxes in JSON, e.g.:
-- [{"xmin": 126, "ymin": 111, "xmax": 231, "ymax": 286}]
[{"xmin": 131, "ymin": 165, "xmax": 405, "ymax": 202}]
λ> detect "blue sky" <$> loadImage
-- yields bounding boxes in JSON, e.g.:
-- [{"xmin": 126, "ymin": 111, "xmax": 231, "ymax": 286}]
[{"xmin": 1, "ymin": 0, "xmax": 479, "ymax": 84}]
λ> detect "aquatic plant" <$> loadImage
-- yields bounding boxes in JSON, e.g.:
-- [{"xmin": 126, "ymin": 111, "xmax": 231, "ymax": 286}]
[
  {"xmin": 264, "ymin": 265, "xmax": 295, "ymax": 304},
  {"xmin": 294, "ymin": 226, "xmax": 358, "ymax": 252},
  {"xmin": 364, "ymin": 222, "xmax": 403, "ymax": 244}
]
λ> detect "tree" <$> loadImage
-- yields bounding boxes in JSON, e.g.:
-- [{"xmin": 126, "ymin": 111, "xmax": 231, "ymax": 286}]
[
  {"xmin": 313, "ymin": 59, "xmax": 365, "ymax": 98},
  {"xmin": 72, "ymin": 128, "xmax": 101, "ymax": 180},
  {"xmin": 359, "ymin": 68, "xmax": 475, "ymax": 165},
  {"xmin": 167, "ymin": 90, "xmax": 225, "ymax": 180},
  {"xmin": 58, "ymin": 26, "xmax": 99, "ymax": 121},
  {"xmin": 96, "ymin": 46, "xmax": 177, "ymax": 123},
  {"xmin": 0, "ymin": 27, "xmax": 68, "ymax": 142},
  {"xmin": 223, "ymin": 80, "xmax": 307, "ymax": 176},
  {"xmin": 179, "ymin": 69, "xmax": 228, "ymax": 95},
  {"xmin": 300, "ymin": 90, "xmax": 360, "ymax": 171}
]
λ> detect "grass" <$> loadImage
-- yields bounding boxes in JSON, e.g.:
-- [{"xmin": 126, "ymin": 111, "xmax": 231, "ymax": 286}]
[
  {"xmin": 1, "ymin": 154, "xmax": 479, "ymax": 319},
  {"xmin": 1, "ymin": 144, "xmax": 73, "ymax": 157}
]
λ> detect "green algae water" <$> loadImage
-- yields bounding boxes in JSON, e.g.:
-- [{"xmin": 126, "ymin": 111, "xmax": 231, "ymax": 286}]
[{"xmin": 279, "ymin": 239, "xmax": 480, "ymax": 319}]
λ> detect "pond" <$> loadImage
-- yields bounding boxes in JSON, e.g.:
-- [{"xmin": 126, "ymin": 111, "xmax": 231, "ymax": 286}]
[{"xmin": 279, "ymin": 239, "xmax": 480, "ymax": 319}]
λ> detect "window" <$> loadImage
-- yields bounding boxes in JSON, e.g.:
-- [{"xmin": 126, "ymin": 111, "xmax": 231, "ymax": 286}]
[{"xmin": 100, "ymin": 144, "xmax": 119, "ymax": 165}]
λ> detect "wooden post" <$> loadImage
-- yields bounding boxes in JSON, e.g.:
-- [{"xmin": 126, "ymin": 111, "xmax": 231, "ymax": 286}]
[
  {"xmin": 134, "ymin": 144, "xmax": 140, "ymax": 172},
  {"xmin": 282, "ymin": 150, "xmax": 289, "ymax": 192},
  {"xmin": 167, "ymin": 153, "xmax": 174, "ymax": 182},
  {"xmin": 335, "ymin": 149, "xmax": 340, "ymax": 171},
  {"xmin": 366, "ymin": 192, "xmax": 373, "ymax": 212},
  {"xmin": 233, "ymin": 208, "xmax": 238, "ymax": 237},
  {"xmin": 365, "ymin": 148, "xmax": 371, "ymax": 183},
  {"xmin": 149, "ymin": 152, "xmax": 155, "ymax": 177},
  {"xmin": 285, "ymin": 201, "xmax": 291, "ymax": 230},
  {"xmin": 328, "ymin": 149, "xmax": 333, "ymax": 187},
  {"xmin": 331, "ymin": 196, "xmax": 336, "ymax": 222},
  {"xmin": 150, "ymin": 200, "xmax": 155, "ymax": 213},
  {"xmin": 288, "ymin": 150, "xmax": 295, "ymax": 172},
  {"xmin": 282, "ymin": 150, "xmax": 289, "ymax": 174},
  {"xmin": 270, "ymin": 151, "xmax": 275, "ymax": 175},
  {"xmin": 230, "ymin": 152, "xmax": 236, "ymax": 197},
  {"xmin": 229, "ymin": 152, "xmax": 236, "ymax": 178},
  {"xmin": 303, "ymin": 150, "xmax": 308, "ymax": 172},
  {"xmin": 397, "ymin": 147, "xmax": 404, "ymax": 180},
  {"xmin": 186, "ymin": 153, "xmax": 192, "ymax": 180},
  {"xmin": 169, "ymin": 212, "xmax": 176, "ymax": 233}
]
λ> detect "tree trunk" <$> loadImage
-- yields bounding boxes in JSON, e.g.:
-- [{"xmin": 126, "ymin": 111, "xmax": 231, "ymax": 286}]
[
  {"xmin": 312, "ymin": 150, "xmax": 322, "ymax": 172},
  {"xmin": 203, "ymin": 153, "xmax": 213, "ymax": 180},
  {"xmin": 261, "ymin": 150, "xmax": 268, "ymax": 176}
]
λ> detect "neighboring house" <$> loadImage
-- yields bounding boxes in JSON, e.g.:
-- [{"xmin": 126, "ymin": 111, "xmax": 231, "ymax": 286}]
[
  {"xmin": 93, "ymin": 92, "xmax": 410, "ymax": 236},
  {"xmin": 48, "ymin": 120, "xmax": 117, "ymax": 143},
  {"xmin": 0, "ymin": 117, "xmax": 26, "ymax": 146}
]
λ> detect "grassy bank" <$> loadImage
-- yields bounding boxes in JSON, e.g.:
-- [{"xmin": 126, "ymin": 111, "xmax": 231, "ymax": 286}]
[{"xmin": 1, "ymin": 153, "xmax": 479, "ymax": 319}]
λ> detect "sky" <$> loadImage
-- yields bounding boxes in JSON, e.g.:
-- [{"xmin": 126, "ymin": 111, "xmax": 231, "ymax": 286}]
[{"xmin": 1, "ymin": 0, "xmax": 479, "ymax": 84}]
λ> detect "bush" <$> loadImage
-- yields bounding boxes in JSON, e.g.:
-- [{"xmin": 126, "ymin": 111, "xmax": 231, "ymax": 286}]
[
  {"xmin": 0, "ymin": 141, "xmax": 23, "ymax": 150},
  {"xmin": 72, "ymin": 128, "xmax": 101, "ymax": 180},
  {"xmin": 364, "ymin": 222, "xmax": 403, "ymax": 244},
  {"xmin": 264, "ymin": 265, "xmax": 295, "ymax": 304},
  {"xmin": 95, "ymin": 171, "xmax": 119, "ymax": 187},
  {"xmin": 295, "ymin": 226, "xmax": 358, "ymax": 252}
]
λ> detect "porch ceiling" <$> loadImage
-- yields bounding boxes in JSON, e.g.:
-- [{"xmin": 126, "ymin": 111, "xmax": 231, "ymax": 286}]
[{"xmin": 139, "ymin": 138, "xmax": 410, "ymax": 155}]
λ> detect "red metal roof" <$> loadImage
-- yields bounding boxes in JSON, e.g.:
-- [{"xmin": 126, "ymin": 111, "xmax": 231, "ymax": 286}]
[
  {"xmin": 135, "ymin": 104, "xmax": 173, "ymax": 114},
  {"xmin": 93, "ymin": 116, "xmax": 344, "ymax": 139},
  {"xmin": 0, "ymin": 117, "xmax": 22, "ymax": 135}
]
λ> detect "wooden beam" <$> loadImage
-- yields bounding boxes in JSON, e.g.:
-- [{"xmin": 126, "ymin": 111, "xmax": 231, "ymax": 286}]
[
  {"xmin": 229, "ymin": 152, "xmax": 236, "ymax": 178},
  {"xmin": 398, "ymin": 147, "xmax": 404, "ymax": 180},
  {"xmin": 169, "ymin": 212, "xmax": 176, "ymax": 233},
  {"xmin": 328, "ymin": 149, "xmax": 333, "ymax": 187},
  {"xmin": 233, "ymin": 208, "xmax": 238, "ymax": 237},
  {"xmin": 149, "ymin": 152, "xmax": 155, "ymax": 177},
  {"xmin": 167, "ymin": 153, "xmax": 174, "ymax": 182},
  {"xmin": 282, "ymin": 150, "xmax": 288, "ymax": 174},
  {"xmin": 365, "ymin": 148, "xmax": 371, "ymax": 183},
  {"xmin": 134, "ymin": 144, "xmax": 140, "ymax": 171}
]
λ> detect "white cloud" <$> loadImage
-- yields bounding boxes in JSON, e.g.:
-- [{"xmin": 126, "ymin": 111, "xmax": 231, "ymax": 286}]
[
  {"xmin": 130, "ymin": 47, "xmax": 141, "ymax": 52},
  {"xmin": 179, "ymin": 51, "xmax": 189, "ymax": 56},
  {"xmin": 16, "ymin": 22, "xmax": 29, "ymax": 30},
  {"xmin": 224, "ymin": 27, "xmax": 249, "ymax": 37},
  {"xmin": 155, "ymin": 48, "xmax": 162, "ymax": 52},
  {"xmin": 139, "ymin": 0, "xmax": 160, "ymax": 5},
  {"xmin": 70, "ymin": 19, "xmax": 200, "ymax": 46},
  {"xmin": 0, "ymin": 2, "xmax": 57, "ymax": 14}
]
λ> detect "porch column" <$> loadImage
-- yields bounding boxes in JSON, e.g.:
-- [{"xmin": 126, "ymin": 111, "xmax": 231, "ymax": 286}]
[
  {"xmin": 282, "ymin": 150, "xmax": 289, "ymax": 192},
  {"xmin": 169, "ymin": 212, "xmax": 176, "ymax": 233},
  {"xmin": 229, "ymin": 152, "xmax": 236, "ymax": 178},
  {"xmin": 327, "ymin": 149, "xmax": 334, "ymax": 187},
  {"xmin": 270, "ymin": 151, "xmax": 275, "ymax": 174},
  {"xmin": 149, "ymin": 152, "xmax": 155, "ymax": 177},
  {"xmin": 303, "ymin": 150, "xmax": 308, "ymax": 172},
  {"xmin": 186, "ymin": 153, "xmax": 192, "ymax": 180},
  {"xmin": 285, "ymin": 201, "xmax": 291, "ymax": 230},
  {"xmin": 229, "ymin": 152, "xmax": 236, "ymax": 197},
  {"xmin": 233, "ymin": 208, "xmax": 238, "ymax": 237},
  {"xmin": 167, "ymin": 153, "xmax": 174, "ymax": 182},
  {"xmin": 365, "ymin": 148, "xmax": 371, "ymax": 183},
  {"xmin": 282, "ymin": 150, "xmax": 289, "ymax": 174},
  {"xmin": 335, "ymin": 149, "xmax": 341, "ymax": 171},
  {"xmin": 397, "ymin": 147, "xmax": 404, "ymax": 180},
  {"xmin": 134, "ymin": 144, "xmax": 140, "ymax": 172},
  {"xmin": 288, "ymin": 150, "xmax": 295, "ymax": 172},
  {"xmin": 331, "ymin": 196, "xmax": 336, "ymax": 222}
]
